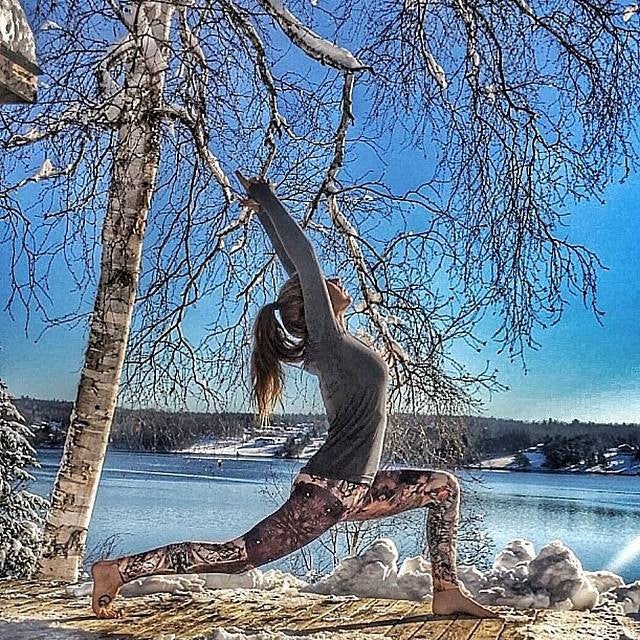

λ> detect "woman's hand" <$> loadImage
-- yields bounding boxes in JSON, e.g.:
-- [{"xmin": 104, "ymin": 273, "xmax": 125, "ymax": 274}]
[
  {"xmin": 235, "ymin": 169, "xmax": 256, "ymax": 192},
  {"xmin": 238, "ymin": 197, "xmax": 260, "ymax": 211},
  {"xmin": 235, "ymin": 170, "xmax": 265, "ymax": 211}
]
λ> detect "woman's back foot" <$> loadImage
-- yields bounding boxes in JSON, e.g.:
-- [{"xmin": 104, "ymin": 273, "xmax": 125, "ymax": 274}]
[
  {"xmin": 91, "ymin": 560, "xmax": 125, "ymax": 618},
  {"xmin": 432, "ymin": 586, "xmax": 499, "ymax": 618}
]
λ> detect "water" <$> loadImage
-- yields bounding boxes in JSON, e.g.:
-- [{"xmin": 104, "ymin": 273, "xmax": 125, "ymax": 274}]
[{"xmin": 31, "ymin": 450, "xmax": 640, "ymax": 583}]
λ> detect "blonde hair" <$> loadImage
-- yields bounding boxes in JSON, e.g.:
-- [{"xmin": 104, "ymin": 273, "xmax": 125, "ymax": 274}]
[{"xmin": 251, "ymin": 276, "xmax": 307, "ymax": 420}]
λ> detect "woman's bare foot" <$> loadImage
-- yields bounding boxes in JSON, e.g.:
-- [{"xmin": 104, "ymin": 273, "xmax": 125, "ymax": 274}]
[
  {"xmin": 432, "ymin": 586, "xmax": 499, "ymax": 618},
  {"xmin": 91, "ymin": 560, "xmax": 125, "ymax": 618}
]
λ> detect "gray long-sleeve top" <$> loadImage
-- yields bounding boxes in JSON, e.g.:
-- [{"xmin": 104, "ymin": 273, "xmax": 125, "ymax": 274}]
[{"xmin": 249, "ymin": 181, "xmax": 388, "ymax": 485}]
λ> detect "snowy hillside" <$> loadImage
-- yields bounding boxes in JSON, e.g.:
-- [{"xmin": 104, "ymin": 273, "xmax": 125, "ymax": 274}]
[
  {"xmin": 481, "ymin": 444, "xmax": 640, "ymax": 475},
  {"xmin": 178, "ymin": 436, "xmax": 325, "ymax": 459}
]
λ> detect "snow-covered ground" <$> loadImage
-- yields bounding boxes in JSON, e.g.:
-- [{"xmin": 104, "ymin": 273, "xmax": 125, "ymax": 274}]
[
  {"xmin": 177, "ymin": 436, "xmax": 325, "ymax": 459},
  {"xmin": 183, "ymin": 438, "xmax": 640, "ymax": 474},
  {"xmin": 68, "ymin": 537, "xmax": 640, "ymax": 616},
  {"xmin": 481, "ymin": 444, "xmax": 640, "ymax": 475}
]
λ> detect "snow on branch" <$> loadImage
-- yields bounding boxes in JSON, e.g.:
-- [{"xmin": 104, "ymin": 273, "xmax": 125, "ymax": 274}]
[{"xmin": 257, "ymin": 0, "xmax": 368, "ymax": 71}]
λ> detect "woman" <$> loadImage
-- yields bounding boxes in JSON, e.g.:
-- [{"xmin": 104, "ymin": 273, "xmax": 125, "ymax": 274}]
[{"xmin": 91, "ymin": 176, "xmax": 497, "ymax": 619}]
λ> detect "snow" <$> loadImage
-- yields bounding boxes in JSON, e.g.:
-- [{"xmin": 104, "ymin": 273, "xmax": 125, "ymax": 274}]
[
  {"xmin": 305, "ymin": 538, "xmax": 605, "ymax": 611},
  {"xmin": 40, "ymin": 20, "xmax": 62, "ymax": 31},
  {"xmin": 425, "ymin": 53, "xmax": 447, "ymax": 91},
  {"xmin": 73, "ymin": 537, "xmax": 640, "ymax": 614},
  {"xmin": 32, "ymin": 158, "xmax": 56, "ymax": 180},
  {"xmin": 212, "ymin": 629, "xmax": 383, "ymax": 640},
  {"xmin": 21, "ymin": 127, "xmax": 41, "ymax": 141},
  {"xmin": 610, "ymin": 581, "xmax": 640, "ymax": 615},
  {"xmin": 365, "ymin": 288, "xmax": 382, "ymax": 304},
  {"xmin": 305, "ymin": 538, "xmax": 433, "ymax": 601},
  {"xmin": 259, "ymin": 0, "xmax": 364, "ymax": 71},
  {"xmin": 68, "ymin": 567, "xmax": 306, "ymax": 599},
  {"xmin": 493, "ymin": 539, "xmax": 536, "ymax": 572},
  {"xmin": 178, "ymin": 436, "xmax": 325, "ymax": 459},
  {"xmin": 481, "ymin": 444, "xmax": 640, "ymax": 476},
  {"xmin": 585, "ymin": 570, "xmax": 625, "ymax": 594},
  {"xmin": 623, "ymin": 4, "xmax": 639, "ymax": 22},
  {"xmin": 0, "ymin": 0, "xmax": 36, "ymax": 61},
  {"xmin": 0, "ymin": 380, "xmax": 49, "ymax": 579}
]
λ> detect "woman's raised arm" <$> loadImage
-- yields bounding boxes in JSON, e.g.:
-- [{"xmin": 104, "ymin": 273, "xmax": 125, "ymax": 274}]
[
  {"xmin": 253, "ymin": 205, "xmax": 297, "ymax": 277},
  {"xmin": 246, "ymin": 179, "xmax": 340, "ymax": 343}
]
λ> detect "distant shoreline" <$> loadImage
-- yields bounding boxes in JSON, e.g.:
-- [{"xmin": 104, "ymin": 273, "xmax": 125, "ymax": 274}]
[
  {"xmin": 465, "ymin": 464, "xmax": 640, "ymax": 477},
  {"xmin": 36, "ymin": 445, "xmax": 640, "ymax": 476}
]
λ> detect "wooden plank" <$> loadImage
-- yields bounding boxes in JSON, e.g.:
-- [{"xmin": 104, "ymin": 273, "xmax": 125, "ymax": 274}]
[
  {"xmin": 495, "ymin": 608, "xmax": 537, "ymax": 640},
  {"xmin": 0, "ymin": 53, "xmax": 37, "ymax": 104},
  {"xmin": 287, "ymin": 600, "xmax": 353, "ymax": 631},
  {"xmin": 306, "ymin": 597, "xmax": 401, "ymax": 636},
  {"xmin": 370, "ymin": 600, "xmax": 425, "ymax": 636},
  {"xmin": 386, "ymin": 604, "xmax": 455, "ymax": 640},
  {"xmin": 271, "ymin": 595, "xmax": 335, "ymax": 630},
  {"xmin": 293, "ymin": 597, "xmax": 385, "ymax": 634},
  {"xmin": 1, "ymin": 581, "xmax": 639, "ymax": 640},
  {"xmin": 441, "ymin": 617, "xmax": 483, "ymax": 640},
  {"xmin": 468, "ymin": 617, "xmax": 505, "ymax": 640},
  {"xmin": 293, "ymin": 599, "xmax": 425, "ymax": 638},
  {"xmin": 168, "ymin": 597, "xmax": 235, "ymax": 637},
  {"xmin": 128, "ymin": 597, "xmax": 206, "ymax": 638}
]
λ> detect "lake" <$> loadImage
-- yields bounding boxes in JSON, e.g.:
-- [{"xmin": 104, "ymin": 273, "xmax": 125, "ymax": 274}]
[{"xmin": 30, "ymin": 450, "xmax": 640, "ymax": 583}]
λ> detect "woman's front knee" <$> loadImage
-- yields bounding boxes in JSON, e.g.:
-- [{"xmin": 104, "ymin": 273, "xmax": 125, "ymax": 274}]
[{"xmin": 433, "ymin": 471, "xmax": 460, "ymax": 501}]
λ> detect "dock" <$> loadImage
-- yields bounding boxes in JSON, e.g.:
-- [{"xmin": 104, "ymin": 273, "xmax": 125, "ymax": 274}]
[{"xmin": 1, "ymin": 579, "xmax": 637, "ymax": 639}]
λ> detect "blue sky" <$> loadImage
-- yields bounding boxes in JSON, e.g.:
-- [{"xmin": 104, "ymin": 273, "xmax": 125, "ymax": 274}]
[
  {"xmin": 461, "ymin": 175, "xmax": 640, "ymax": 422},
  {"xmin": 1, "ymin": 171, "xmax": 638, "ymax": 422},
  {"xmin": 2, "ymin": 5, "xmax": 639, "ymax": 423}
]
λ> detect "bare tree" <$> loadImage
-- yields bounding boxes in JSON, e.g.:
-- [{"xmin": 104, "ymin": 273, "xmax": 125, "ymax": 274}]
[
  {"xmin": 1, "ymin": 0, "xmax": 639, "ymax": 580},
  {"xmin": 0, "ymin": 0, "xmax": 39, "ymax": 104},
  {"xmin": 24, "ymin": 1, "xmax": 176, "ymax": 580}
]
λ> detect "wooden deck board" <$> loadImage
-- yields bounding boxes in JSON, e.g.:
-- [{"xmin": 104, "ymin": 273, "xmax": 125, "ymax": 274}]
[{"xmin": 0, "ymin": 579, "xmax": 637, "ymax": 640}]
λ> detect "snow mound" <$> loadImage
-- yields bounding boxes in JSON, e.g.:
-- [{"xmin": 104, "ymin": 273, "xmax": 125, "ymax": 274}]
[
  {"xmin": 468, "ymin": 540, "xmax": 622, "ymax": 612},
  {"xmin": 306, "ymin": 537, "xmax": 638, "ymax": 613},
  {"xmin": 528, "ymin": 541, "xmax": 599, "ymax": 610},
  {"xmin": 584, "ymin": 570, "xmax": 625, "ymax": 595},
  {"xmin": 304, "ymin": 538, "xmax": 432, "ymax": 601},
  {"xmin": 493, "ymin": 539, "xmax": 536, "ymax": 571},
  {"xmin": 67, "ymin": 568, "xmax": 306, "ymax": 599},
  {"xmin": 68, "ymin": 538, "xmax": 640, "ymax": 614},
  {"xmin": 610, "ymin": 581, "xmax": 640, "ymax": 615}
]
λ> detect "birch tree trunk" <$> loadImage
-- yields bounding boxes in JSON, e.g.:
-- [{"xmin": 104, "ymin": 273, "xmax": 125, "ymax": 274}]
[{"xmin": 37, "ymin": 2, "xmax": 175, "ymax": 582}]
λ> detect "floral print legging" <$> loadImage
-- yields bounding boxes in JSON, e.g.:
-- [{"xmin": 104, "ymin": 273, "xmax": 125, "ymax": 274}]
[{"xmin": 115, "ymin": 469, "xmax": 460, "ymax": 592}]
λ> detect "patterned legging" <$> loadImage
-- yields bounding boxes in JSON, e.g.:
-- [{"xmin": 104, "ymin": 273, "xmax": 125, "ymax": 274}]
[{"xmin": 115, "ymin": 469, "xmax": 460, "ymax": 592}]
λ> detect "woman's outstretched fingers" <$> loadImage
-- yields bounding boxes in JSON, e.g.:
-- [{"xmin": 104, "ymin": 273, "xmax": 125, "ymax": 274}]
[{"xmin": 235, "ymin": 169, "xmax": 253, "ymax": 191}]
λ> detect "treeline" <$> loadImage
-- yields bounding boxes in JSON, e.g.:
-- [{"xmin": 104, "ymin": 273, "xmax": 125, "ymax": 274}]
[
  {"xmin": 14, "ymin": 397, "xmax": 326, "ymax": 452},
  {"xmin": 466, "ymin": 416, "xmax": 640, "ymax": 459},
  {"xmin": 14, "ymin": 397, "xmax": 640, "ymax": 460}
]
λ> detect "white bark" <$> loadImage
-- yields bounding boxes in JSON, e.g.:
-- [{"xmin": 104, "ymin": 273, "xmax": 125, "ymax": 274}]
[
  {"xmin": 0, "ymin": 0, "xmax": 38, "ymax": 104},
  {"xmin": 37, "ymin": 2, "xmax": 175, "ymax": 582},
  {"xmin": 258, "ymin": 0, "xmax": 365, "ymax": 71}
]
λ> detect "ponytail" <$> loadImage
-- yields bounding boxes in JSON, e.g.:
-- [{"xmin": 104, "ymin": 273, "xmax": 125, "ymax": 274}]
[{"xmin": 251, "ymin": 300, "xmax": 305, "ymax": 421}]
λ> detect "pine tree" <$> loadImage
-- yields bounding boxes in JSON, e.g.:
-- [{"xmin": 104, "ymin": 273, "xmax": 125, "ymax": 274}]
[{"xmin": 0, "ymin": 379, "xmax": 49, "ymax": 578}]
